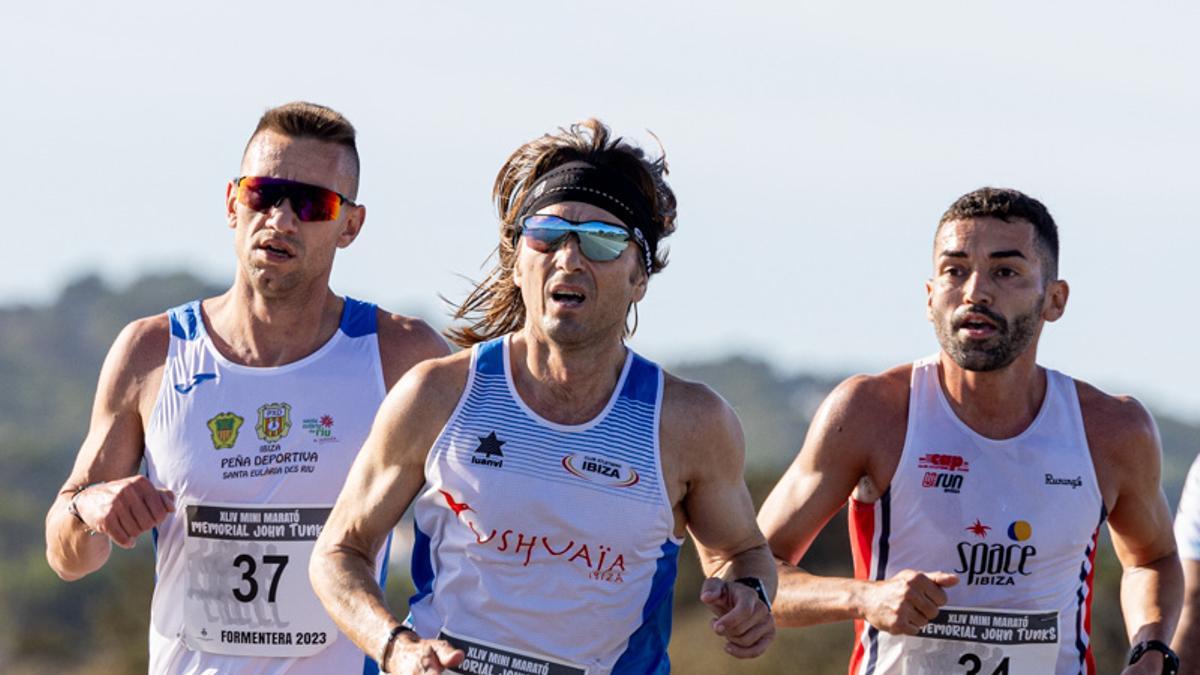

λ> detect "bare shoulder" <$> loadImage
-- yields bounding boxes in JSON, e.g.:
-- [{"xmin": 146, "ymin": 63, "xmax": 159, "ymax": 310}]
[
  {"xmin": 1075, "ymin": 379, "xmax": 1160, "ymax": 471},
  {"xmin": 384, "ymin": 347, "xmax": 472, "ymax": 419},
  {"xmin": 374, "ymin": 309, "xmax": 452, "ymax": 390},
  {"xmin": 107, "ymin": 313, "xmax": 171, "ymax": 409},
  {"xmin": 812, "ymin": 364, "xmax": 911, "ymax": 449},
  {"xmin": 661, "ymin": 372, "xmax": 742, "ymax": 447}
]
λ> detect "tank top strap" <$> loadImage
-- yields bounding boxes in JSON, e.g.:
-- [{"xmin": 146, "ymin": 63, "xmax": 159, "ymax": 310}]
[
  {"xmin": 338, "ymin": 296, "xmax": 378, "ymax": 337},
  {"xmin": 474, "ymin": 337, "xmax": 506, "ymax": 376},
  {"xmin": 167, "ymin": 300, "xmax": 204, "ymax": 341},
  {"xmin": 618, "ymin": 352, "xmax": 660, "ymax": 406}
]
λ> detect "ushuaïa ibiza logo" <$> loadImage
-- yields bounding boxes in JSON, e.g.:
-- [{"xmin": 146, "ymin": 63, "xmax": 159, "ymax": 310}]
[
  {"xmin": 561, "ymin": 452, "xmax": 639, "ymax": 488},
  {"xmin": 438, "ymin": 489, "xmax": 627, "ymax": 584}
]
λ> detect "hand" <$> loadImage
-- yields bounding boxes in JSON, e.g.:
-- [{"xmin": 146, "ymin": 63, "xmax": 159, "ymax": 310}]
[
  {"xmin": 860, "ymin": 569, "xmax": 958, "ymax": 635},
  {"xmin": 699, "ymin": 577, "xmax": 776, "ymax": 658},
  {"xmin": 73, "ymin": 476, "xmax": 175, "ymax": 549},
  {"xmin": 386, "ymin": 634, "xmax": 465, "ymax": 674}
]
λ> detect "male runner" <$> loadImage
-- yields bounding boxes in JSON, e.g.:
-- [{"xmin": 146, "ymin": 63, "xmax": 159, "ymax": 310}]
[
  {"xmin": 44, "ymin": 101, "xmax": 448, "ymax": 673},
  {"xmin": 758, "ymin": 187, "xmax": 1182, "ymax": 674},
  {"xmin": 1172, "ymin": 455, "xmax": 1200, "ymax": 673},
  {"xmin": 310, "ymin": 119, "xmax": 776, "ymax": 674}
]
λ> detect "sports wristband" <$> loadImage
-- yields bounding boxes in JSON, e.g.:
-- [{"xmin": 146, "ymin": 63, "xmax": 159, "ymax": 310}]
[
  {"xmin": 1127, "ymin": 639, "xmax": 1179, "ymax": 675},
  {"xmin": 734, "ymin": 576, "xmax": 772, "ymax": 613},
  {"xmin": 67, "ymin": 482, "xmax": 103, "ymax": 535},
  {"xmin": 379, "ymin": 624, "xmax": 412, "ymax": 673}
]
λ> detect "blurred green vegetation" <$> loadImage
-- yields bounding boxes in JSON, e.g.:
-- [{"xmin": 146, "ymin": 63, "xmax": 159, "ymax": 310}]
[{"xmin": 0, "ymin": 272, "xmax": 1195, "ymax": 673}]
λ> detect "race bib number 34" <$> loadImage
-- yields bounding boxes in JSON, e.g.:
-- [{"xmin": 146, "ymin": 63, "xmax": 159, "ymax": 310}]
[
  {"xmin": 182, "ymin": 503, "xmax": 337, "ymax": 658},
  {"xmin": 899, "ymin": 606, "xmax": 1059, "ymax": 674}
]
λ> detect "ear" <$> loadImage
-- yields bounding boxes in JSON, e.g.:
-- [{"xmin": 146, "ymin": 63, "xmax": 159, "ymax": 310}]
[
  {"xmin": 630, "ymin": 265, "xmax": 648, "ymax": 304},
  {"xmin": 225, "ymin": 180, "xmax": 239, "ymax": 229},
  {"xmin": 1042, "ymin": 279, "xmax": 1069, "ymax": 322},
  {"xmin": 336, "ymin": 204, "xmax": 366, "ymax": 249},
  {"xmin": 924, "ymin": 278, "xmax": 935, "ymax": 322}
]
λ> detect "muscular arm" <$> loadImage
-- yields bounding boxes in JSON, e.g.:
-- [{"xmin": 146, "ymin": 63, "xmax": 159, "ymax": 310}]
[
  {"xmin": 1081, "ymin": 387, "xmax": 1183, "ymax": 661},
  {"xmin": 309, "ymin": 355, "xmax": 467, "ymax": 672},
  {"xmin": 758, "ymin": 369, "xmax": 956, "ymax": 633},
  {"xmin": 44, "ymin": 316, "xmax": 174, "ymax": 580},
  {"xmin": 664, "ymin": 377, "xmax": 776, "ymax": 658}
]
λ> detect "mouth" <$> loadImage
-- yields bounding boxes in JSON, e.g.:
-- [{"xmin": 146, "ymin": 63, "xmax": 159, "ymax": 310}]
[
  {"xmin": 549, "ymin": 287, "xmax": 587, "ymax": 308},
  {"xmin": 955, "ymin": 312, "xmax": 1001, "ymax": 338},
  {"xmin": 256, "ymin": 239, "xmax": 296, "ymax": 262}
]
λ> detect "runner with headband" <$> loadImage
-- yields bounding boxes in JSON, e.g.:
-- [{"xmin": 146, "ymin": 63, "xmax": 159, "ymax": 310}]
[
  {"xmin": 44, "ymin": 101, "xmax": 448, "ymax": 674},
  {"xmin": 757, "ymin": 187, "xmax": 1182, "ymax": 674},
  {"xmin": 310, "ymin": 119, "xmax": 776, "ymax": 674}
]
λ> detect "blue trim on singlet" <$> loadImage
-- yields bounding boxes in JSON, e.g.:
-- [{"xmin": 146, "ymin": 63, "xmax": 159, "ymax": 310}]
[
  {"xmin": 864, "ymin": 489, "xmax": 892, "ymax": 675},
  {"xmin": 611, "ymin": 539, "xmax": 681, "ymax": 673},
  {"xmin": 340, "ymin": 296, "xmax": 378, "ymax": 338},
  {"xmin": 619, "ymin": 352, "xmax": 659, "ymax": 406},
  {"xmin": 1074, "ymin": 504, "xmax": 1108, "ymax": 671},
  {"xmin": 475, "ymin": 336, "xmax": 505, "ymax": 375},
  {"xmin": 409, "ymin": 522, "xmax": 436, "ymax": 610},
  {"xmin": 167, "ymin": 300, "xmax": 203, "ymax": 340}
]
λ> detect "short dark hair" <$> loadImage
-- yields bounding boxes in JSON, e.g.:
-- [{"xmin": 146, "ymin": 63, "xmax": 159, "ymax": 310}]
[
  {"xmin": 243, "ymin": 101, "xmax": 360, "ymax": 194},
  {"xmin": 938, "ymin": 187, "xmax": 1059, "ymax": 279}
]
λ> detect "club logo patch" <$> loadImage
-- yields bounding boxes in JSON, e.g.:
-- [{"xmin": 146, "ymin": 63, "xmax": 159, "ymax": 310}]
[
  {"xmin": 207, "ymin": 412, "xmax": 244, "ymax": 449},
  {"xmin": 255, "ymin": 402, "xmax": 292, "ymax": 442},
  {"xmin": 561, "ymin": 452, "xmax": 640, "ymax": 488}
]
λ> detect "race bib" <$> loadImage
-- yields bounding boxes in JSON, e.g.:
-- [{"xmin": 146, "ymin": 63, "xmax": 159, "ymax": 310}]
[
  {"xmin": 181, "ymin": 503, "xmax": 338, "ymax": 657},
  {"xmin": 439, "ymin": 629, "xmax": 588, "ymax": 675},
  {"xmin": 899, "ymin": 607, "xmax": 1059, "ymax": 674}
]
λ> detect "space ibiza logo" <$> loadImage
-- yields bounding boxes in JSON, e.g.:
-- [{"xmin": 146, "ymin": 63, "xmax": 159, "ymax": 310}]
[
  {"xmin": 955, "ymin": 518, "xmax": 1038, "ymax": 586},
  {"xmin": 919, "ymin": 453, "xmax": 969, "ymax": 494},
  {"xmin": 561, "ymin": 452, "xmax": 640, "ymax": 488}
]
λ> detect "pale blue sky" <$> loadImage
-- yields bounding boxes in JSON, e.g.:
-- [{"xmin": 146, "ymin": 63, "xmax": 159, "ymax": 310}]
[{"xmin": 3, "ymin": 2, "xmax": 1198, "ymax": 419}]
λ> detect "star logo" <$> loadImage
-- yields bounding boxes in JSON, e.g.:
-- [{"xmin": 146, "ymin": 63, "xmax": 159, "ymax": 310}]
[
  {"xmin": 475, "ymin": 431, "xmax": 505, "ymax": 457},
  {"xmin": 965, "ymin": 519, "xmax": 992, "ymax": 539}
]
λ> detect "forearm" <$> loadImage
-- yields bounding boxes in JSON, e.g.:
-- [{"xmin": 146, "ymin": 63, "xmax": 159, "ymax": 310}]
[
  {"xmin": 1121, "ymin": 552, "xmax": 1184, "ymax": 645},
  {"xmin": 44, "ymin": 494, "xmax": 112, "ymax": 581},
  {"xmin": 773, "ymin": 561, "xmax": 870, "ymax": 627},
  {"xmin": 309, "ymin": 543, "xmax": 401, "ymax": 663},
  {"xmin": 705, "ymin": 542, "xmax": 778, "ymax": 598}
]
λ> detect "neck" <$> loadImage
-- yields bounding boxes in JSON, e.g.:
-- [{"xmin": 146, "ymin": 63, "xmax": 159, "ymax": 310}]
[
  {"xmin": 937, "ymin": 348, "xmax": 1046, "ymax": 440},
  {"xmin": 203, "ymin": 275, "xmax": 342, "ymax": 367},
  {"xmin": 509, "ymin": 328, "xmax": 629, "ymax": 425}
]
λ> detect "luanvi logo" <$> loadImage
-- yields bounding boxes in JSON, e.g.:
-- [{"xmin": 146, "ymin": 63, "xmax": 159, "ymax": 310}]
[
  {"xmin": 175, "ymin": 373, "xmax": 216, "ymax": 394},
  {"xmin": 471, "ymin": 431, "xmax": 505, "ymax": 468},
  {"xmin": 1045, "ymin": 473, "xmax": 1083, "ymax": 489}
]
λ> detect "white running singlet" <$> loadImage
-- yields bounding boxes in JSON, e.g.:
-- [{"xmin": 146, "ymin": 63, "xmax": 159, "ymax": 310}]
[
  {"xmin": 145, "ymin": 298, "xmax": 390, "ymax": 675},
  {"xmin": 849, "ymin": 356, "xmax": 1106, "ymax": 675},
  {"xmin": 1175, "ymin": 455, "xmax": 1200, "ymax": 561},
  {"xmin": 408, "ymin": 336, "xmax": 681, "ymax": 675}
]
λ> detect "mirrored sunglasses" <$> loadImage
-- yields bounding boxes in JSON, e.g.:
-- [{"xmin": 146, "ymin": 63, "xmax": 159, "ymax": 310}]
[
  {"xmin": 517, "ymin": 214, "xmax": 635, "ymax": 263},
  {"xmin": 234, "ymin": 176, "xmax": 355, "ymax": 222}
]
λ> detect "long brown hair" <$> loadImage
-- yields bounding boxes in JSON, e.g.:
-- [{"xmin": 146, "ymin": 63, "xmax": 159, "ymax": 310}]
[{"xmin": 446, "ymin": 119, "xmax": 677, "ymax": 348}]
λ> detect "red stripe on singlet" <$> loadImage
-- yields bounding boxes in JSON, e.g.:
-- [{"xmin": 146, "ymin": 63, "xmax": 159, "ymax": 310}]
[{"xmin": 847, "ymin": 497, "xmax": 876, "ymax": 675}]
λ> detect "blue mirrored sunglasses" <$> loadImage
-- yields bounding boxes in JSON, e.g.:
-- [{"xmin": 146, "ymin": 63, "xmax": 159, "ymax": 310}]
[{"xmin": 517, "ymin": 214, "xmax": 646, "ymax": 267}]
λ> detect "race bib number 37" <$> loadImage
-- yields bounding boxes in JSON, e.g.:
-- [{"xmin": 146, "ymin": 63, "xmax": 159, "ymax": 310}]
[{"xmin": 182, "ymin": 503, "xmax": 337, "ymax": 658}]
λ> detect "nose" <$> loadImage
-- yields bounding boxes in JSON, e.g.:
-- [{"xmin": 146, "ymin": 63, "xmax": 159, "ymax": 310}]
[
  {"xmin": 961, "ymin": 270, "xmax": 993, "ymax": 306},
  {"xmin": 264, "ymin": 197, "xmax": 300, "ymax": 234},
  {"xmin": 553, "ymin": 233, "xmax": 585, "ymax": 271}
]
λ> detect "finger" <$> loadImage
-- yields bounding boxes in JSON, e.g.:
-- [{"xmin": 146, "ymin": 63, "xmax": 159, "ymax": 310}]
[
  {"xmin": 699, "ymin": 578, "xmax": 730, "ymax": 615},
  {"xmin": 126, "ymin": 494, "xmax": 158, "ymax": 532},
  {"xmin": 723, "ymin": 612, "xmax": 774, "ymax": 647},
  {"xmin": 929, "ymin": 571, "xmax": 959, "ymax": 588},
  {"xmin": 110, "ymin": 510, "xmax": 140, "ymax": 548},
  {"xmin": 433, "ymin": 642, "xmax": 465, "ymax": 667},
  {"xmin": 142, "ymin": 490, "xmax": 168, "ymax": 525},
  {"xmin": 909, "ymin": 591, "xmax": 941, "ymax": 621},
  {"xmin": 158, "ymin": 489, "xmax": 176, "ymax": 512},
  {"xmin": 713, "ymin": 587, "xmax": 761, "ymax": 637},
  {"xmin": 723, "ymin": 627, "xmax": 775, "ymax": 659}
]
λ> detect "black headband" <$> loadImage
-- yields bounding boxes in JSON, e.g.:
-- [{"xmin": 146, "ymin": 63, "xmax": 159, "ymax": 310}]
[{"xmin": 517, "ymin": 161, "xmax": 657, "ymax": 271}]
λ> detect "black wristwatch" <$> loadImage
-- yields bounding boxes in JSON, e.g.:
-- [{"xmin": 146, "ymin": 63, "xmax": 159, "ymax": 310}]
[
  {"xmin": 733, "ymin": 577, "xmax": 772, "ymax": 613},
  {"xmin": 1127, "ymin": 640, "xmax": 1179, "ymax": 675}
]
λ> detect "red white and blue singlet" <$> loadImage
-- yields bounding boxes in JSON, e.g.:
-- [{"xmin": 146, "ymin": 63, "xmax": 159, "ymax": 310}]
[
  {"xmin": 408, "ymin": 336, "xmax": 681, "ymax": 675},
  {"xmin": 849, "ymin": 356, "xmax": 1106, "ymax": 675},
  {"xmin": 145, "ymin": 298, "xmax": 390, "ymax": 675}
]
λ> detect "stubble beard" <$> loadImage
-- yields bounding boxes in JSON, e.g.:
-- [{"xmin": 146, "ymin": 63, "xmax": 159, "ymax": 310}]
[{"xmin": 935, "ymin": 298, "xmax": 1043, "ymax": 372}]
